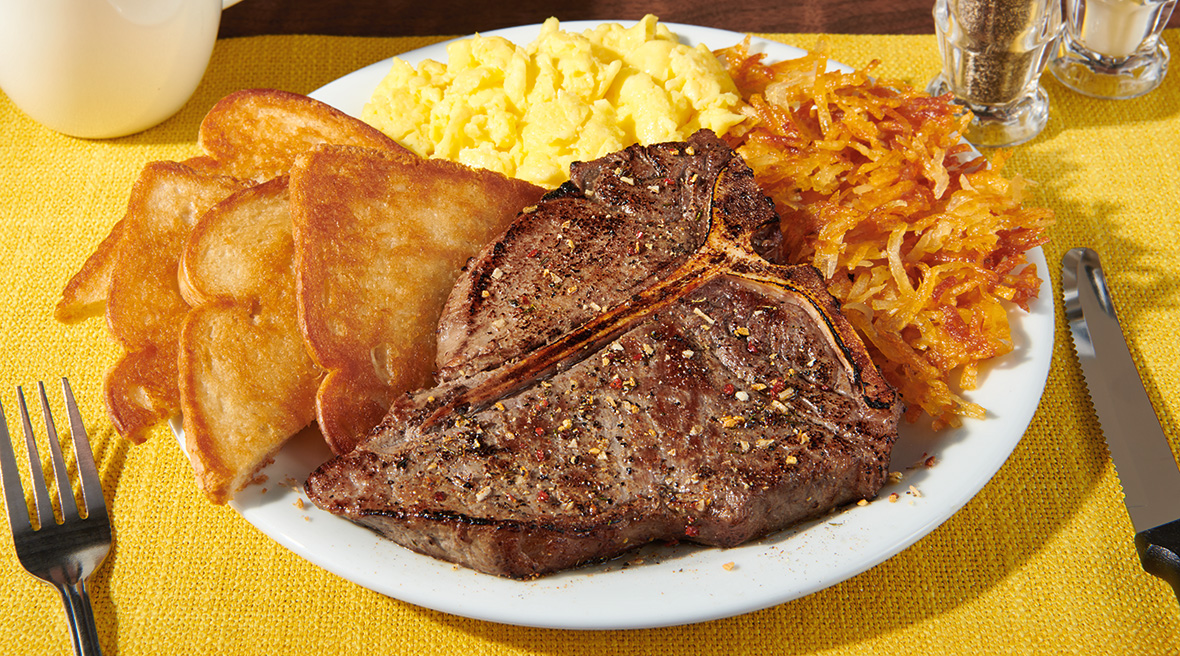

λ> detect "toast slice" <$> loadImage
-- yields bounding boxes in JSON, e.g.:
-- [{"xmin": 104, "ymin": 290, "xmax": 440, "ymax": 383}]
[
  {"xmin": 58, "ymin": 89, "xmax": 407, "ymax": 329},
  {"xmin": 60, "ymin": 90, "xmax": 409, "ymax": 325},
  {"xmin": 290, "ymin": 145, "xmax": 546, "ymax": 454},
  {"xmin": 60, "ymin": 90, "xmax": 414, "ymax": 445},
  {"xmin": 178, "ymin": 177, "xmax": 322, "ymax": 503},
  {"xmin": 198, "ymin": 89, "xmax": 410, "ymax": 183},
  {"xmin": 103, "ymin": 162, "xmax": 252, "ymax": 442},
  {"xmin": 55, "ymin": 218, "xmax": 129, "ymax": 324},
  {"xmin": 55, "ymin": 156, "xmax": 228, "ymax": 324}
]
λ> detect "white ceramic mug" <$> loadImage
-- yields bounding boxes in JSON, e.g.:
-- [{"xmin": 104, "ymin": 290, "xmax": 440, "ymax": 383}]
[{"xmin": 0, "ymin": 0, "xmax": 244, "ymax": 139}]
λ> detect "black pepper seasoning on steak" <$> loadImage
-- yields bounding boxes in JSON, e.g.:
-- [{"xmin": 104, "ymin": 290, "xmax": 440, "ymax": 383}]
[{"xmin": 305, "ymin": 130, "xmax": 901, "ymax": 579}]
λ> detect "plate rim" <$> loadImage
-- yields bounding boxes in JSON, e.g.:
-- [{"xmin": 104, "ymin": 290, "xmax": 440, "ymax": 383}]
[{"xmin": 182, "ymin": 19, "xmax": 1055, "ymax": 630}]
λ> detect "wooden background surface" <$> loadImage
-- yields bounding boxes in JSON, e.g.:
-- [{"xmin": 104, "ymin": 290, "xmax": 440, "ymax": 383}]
[{"xmin": 217, "ymin": 0, "xmax": 1180, "ymax": 38}]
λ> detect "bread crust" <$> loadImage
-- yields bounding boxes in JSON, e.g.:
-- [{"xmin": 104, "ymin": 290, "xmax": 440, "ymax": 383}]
[
  {"xmin": 290, "ymin": 145, "xmax": 546, "ymax": 454},
  {"xmin": 103, "ymin": 162, "xmax": 251, "ymax": 443},
  {"xmin": 179, "ymin": 178, "xmax": 322, "ymax": 503},
  {"xmin": 199, "ymin": 89, "xmax": 410, "ymax": 183},
  {"xmin": 59, "ymin": 89, "xmax": 415, "ymax": 447}
]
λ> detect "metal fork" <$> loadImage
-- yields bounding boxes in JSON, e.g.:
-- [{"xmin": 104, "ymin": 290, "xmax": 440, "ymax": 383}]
[{"xmin": 0, "ymin": 378, "xmax": 111, "ymax": 656}]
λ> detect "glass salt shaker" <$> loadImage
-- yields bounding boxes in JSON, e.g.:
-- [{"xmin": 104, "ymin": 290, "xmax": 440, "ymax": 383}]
[
  {"xmin": 927, "ymin": 0, "xmax": 1064, "ymax": 147},
  {"xmin": 1048, "ymin": 0, "xmax": 1178, "ymax": 99}
]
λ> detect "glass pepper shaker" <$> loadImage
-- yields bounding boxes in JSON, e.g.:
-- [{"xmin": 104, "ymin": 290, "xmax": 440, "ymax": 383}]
[{"xmin": 928, "ymin": 0, "xmax": 1064, "ymax": 146}]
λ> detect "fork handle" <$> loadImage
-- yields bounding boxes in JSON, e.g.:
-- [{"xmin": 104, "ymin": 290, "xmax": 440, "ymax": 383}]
[{"xmin": 57, "ymin": 579, "xmax": 104, "ymax": 656}]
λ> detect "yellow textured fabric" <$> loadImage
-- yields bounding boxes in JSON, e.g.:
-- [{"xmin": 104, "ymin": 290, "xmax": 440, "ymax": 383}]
[{"xmin": 2, "ymin": 30, "xmax": 1180, "ymax": 655}]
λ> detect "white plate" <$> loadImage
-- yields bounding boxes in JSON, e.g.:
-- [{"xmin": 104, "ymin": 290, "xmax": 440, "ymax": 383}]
[{"xmin": 198, "ymin": 21, "xmax": 1056, "ymax": 630}]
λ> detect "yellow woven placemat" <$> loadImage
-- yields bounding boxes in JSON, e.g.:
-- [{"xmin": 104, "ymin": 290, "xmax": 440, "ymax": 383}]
[{"xmin": 2, "ymin": 30, "xmax": 1179, "ymax": 655}]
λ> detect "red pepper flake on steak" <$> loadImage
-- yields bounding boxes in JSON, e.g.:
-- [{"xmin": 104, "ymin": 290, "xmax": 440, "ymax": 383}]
[{"xmin": 305, "ymin": 130, "xmax": 901, "ymax": 580}]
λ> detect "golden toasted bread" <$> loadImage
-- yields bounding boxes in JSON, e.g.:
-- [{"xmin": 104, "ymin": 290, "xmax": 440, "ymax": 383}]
[
  {"xmin": 60, "ymin": 89, "xmax": 415, "ymax": 447},
  {"xmin": 55, "ymin": 218, "xmax": 128, "ymax": 324},
  {"xmin": 103, "ymin": 346, "xmax": 181, "ymax": 441},
  {"xmin": 178, "ymin": 177, "xmax": 322, "ymax": 503},
  {"xmin": 290, "ymin": 145, "xmax": 546, "ymax": 454},
  {"xmin": 55, "ymin": 156, "xmax": 228, "ymax": 324},
  {"xmin": 59, "ymin": 90, "xmax": 404, "ymax": 326},
  {"xmin": 199, "ymin": 89, "xmax": 411, "ymax": 183},
  {"xmin": 103, "ymin": 161, "xmax": 252, "ymax": 442}
]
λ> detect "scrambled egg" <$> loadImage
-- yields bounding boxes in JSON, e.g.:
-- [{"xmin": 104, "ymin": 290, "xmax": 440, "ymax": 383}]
[{"xmin": 362, "ymin": 15, "xmax": 746, "ymax": 187}]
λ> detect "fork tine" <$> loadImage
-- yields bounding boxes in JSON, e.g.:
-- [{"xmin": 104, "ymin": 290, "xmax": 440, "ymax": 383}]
[
  {"xmin": 37, "ymin": 381, "xmax": 81, "ymax": 523},
  {"xmin": 60, "ymin": 378, "xmax": 105, "ymax": 519},
  {"xmin": 0, "ymin": 398, "xmax": 33, "ymax": 535},
  {"xmin": 16, "ymin": 387, "xmax": 57, "ymax": 529}
]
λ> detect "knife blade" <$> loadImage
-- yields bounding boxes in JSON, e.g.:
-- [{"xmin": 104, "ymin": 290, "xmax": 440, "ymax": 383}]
[{"xmin": 1062, "ymin": 247, "xmax": 1180, "ymax": 602}]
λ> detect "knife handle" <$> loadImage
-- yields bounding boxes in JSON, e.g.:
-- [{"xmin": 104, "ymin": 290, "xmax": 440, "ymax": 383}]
[{"xmin": 1135, "ymin": 520, "xmax": 1180, "ymax": 603}]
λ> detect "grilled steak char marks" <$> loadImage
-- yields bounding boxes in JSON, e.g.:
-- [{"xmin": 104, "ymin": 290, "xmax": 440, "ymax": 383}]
[
  {"xmin": 305, "ymin": 130, "xmax": 901, "ymax": 579},
  {"xmin": 435, "ymin": 132, "xmax": 729, "ymax": 380}
]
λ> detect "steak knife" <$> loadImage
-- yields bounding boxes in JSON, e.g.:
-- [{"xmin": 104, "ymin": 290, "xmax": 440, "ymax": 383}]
[{"xmin": 1062, "ymin": 247, "xmax": 1180, "ymax": 602}]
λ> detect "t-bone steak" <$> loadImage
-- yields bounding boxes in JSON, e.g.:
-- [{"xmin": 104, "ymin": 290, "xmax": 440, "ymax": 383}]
[{"xmin": 305, "ymin": 130, "xmax": 902, "ymax": 579}]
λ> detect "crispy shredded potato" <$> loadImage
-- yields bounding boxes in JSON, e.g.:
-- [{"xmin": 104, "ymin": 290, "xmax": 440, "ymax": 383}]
[{"xmin": 717, "ymin": 40, "xmax": 1053, "ymax": 428}]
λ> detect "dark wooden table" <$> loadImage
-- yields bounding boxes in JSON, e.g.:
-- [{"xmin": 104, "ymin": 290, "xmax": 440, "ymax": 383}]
[
  {"xmin": 215, "ymin": 1, "xmax": 931, "ymax": 38},
  {"xmin": 218, "ymin": 0, "xmax": 1180, "ymax": 39}
]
